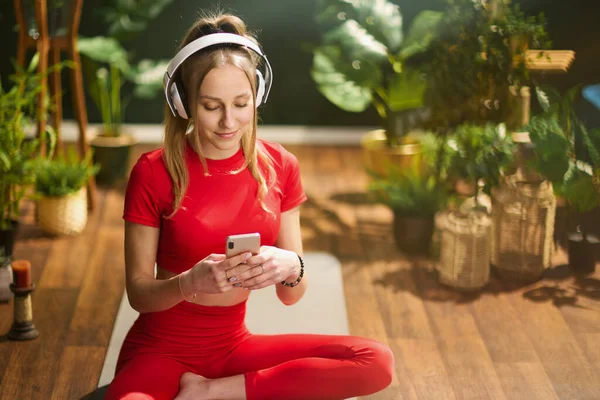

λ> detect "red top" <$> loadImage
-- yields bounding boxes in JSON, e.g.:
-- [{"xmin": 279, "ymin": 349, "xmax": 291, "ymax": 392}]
[{"xmin": 123, "ymin": 139, "xmax": 308, "ymax": 274}]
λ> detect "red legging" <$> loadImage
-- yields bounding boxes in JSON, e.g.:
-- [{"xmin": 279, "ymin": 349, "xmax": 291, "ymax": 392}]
[{"xmin": 105, "ymin": 300, "xmax": 394, "ymax": 400}]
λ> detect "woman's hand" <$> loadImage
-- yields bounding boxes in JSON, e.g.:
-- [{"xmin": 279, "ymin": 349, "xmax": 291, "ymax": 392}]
[
  {"xmin": 225, "ymin": 246, "xmax": 301, "ymax": 290},
  {"xmin": 180, "ymin": 252, "xmax": 253, "ymax": 296}
]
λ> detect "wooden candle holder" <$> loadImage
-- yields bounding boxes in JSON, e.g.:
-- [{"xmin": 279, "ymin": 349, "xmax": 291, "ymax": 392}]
[{"xmin": 8, "ymin": 283, "xmax": 39, "ymax": 341}]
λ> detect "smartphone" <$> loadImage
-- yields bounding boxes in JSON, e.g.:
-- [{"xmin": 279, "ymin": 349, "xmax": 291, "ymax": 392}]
[{"xmin": 225, "ymin": 233, "xmax": 261, "ymax": 258}]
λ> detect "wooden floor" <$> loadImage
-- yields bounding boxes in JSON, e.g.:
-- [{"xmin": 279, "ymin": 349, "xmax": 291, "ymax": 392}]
[{"xmin": 1, "ymin": 144, "xmax": 600, "ymax": 400}]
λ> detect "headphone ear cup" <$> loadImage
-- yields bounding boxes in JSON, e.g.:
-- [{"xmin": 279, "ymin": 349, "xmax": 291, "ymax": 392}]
[
  {"xmin": 170, "ymin": 81, "xmax": 190, "ymax": 119},
  {"xmin": 255, "ymin": 69, "xmax": 265, "ymax": 108}
]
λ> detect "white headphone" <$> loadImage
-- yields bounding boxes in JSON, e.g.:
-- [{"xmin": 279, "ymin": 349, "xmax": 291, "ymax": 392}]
[{"xmin": 163, "ymin": 32, "xmax": 273, "ymax": 119}]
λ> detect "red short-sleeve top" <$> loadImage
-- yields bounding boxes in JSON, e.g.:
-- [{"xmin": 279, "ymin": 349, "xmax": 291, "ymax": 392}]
[{"xmin": 123, "ymin": 139, "xmax": 308, "ymax": 274}]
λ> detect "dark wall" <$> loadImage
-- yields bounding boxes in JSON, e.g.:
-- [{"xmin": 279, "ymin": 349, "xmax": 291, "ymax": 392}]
[{"xmin": 0, "ymin": 0, "xmax": 599, "ymax": 126}]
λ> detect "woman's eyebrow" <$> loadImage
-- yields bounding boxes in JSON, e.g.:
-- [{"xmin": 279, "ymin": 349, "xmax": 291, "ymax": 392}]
[{"xmin": 199, "ymin": 92, "xmax": 252, "ymax": 101}]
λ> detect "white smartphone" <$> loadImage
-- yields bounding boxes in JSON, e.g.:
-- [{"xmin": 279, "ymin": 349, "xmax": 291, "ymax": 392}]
[{"xmin": 225, "ymin": 233, "xmax": 261, "ymax": 258}]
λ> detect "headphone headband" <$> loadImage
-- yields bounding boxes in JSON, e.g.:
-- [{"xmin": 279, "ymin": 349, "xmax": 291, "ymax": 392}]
[{"xmin": 163, "ymin": 32, "xmax": 273, "ymax": 118}]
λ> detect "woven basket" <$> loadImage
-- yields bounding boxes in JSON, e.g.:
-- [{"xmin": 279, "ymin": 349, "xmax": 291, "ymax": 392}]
[
  {"xmin": 437, "ymin": 210, "xmax": 492, "ymax": 291},
  {"xmin": 37, "ymin": 188, "xmax": 88, "ymax": 236},
  {"xmin": 491, "ymin": 174, "xmax": 555, "ymax": 282}
]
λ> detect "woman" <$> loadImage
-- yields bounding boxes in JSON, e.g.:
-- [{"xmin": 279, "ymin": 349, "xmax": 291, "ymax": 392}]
[{"xmin": 106, "ymin": 11, "xmax": 394, "ymax": 400}]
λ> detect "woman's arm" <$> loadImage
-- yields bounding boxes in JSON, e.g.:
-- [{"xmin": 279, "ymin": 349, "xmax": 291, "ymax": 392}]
[
  {"xmin": 124, "ymin": 221, "xmax": 188, "ymax": 313},
  {"xmin": 274, "ymin": 206, "xmax": 307, "ymax": 305}
]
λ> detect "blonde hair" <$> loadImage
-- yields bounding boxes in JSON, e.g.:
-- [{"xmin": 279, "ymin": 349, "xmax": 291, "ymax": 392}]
[{"xmin": 163, "ymin": 12, "xmax": 275, "ymax": 218}]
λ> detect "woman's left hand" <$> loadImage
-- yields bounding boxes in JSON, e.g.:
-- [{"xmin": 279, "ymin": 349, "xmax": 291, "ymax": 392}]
[{"xmin": 225, "ymin": 246, "xmax": 300, "ymax": 290}]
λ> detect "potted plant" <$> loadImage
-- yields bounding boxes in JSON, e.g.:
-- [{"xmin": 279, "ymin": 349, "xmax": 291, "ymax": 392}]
[
  {"xmin": 527, "ymin": 85, "xmax": 600, "ymax": 274},
  {"xmin": 423, "ymin": 0, "xmax": 550, "ymax": 131},
  {"xmin": 0, "ymin": 55, "xmax": 56, "ymax": 258},
  {"xmin": 77, "ymin": 1, "xmax": 173, "ymax": 185},
  {"xmin": 311, "ymin": 0, "xmax": 444, "ymax": 175},
  {"xmin": 445, "ymin": 122, "xmax": 515, "ymax": 205},
  {"xmin": 368, "ymin": 132, "xmax": 450, "ymax": 255},
  {"xmin": 34, "ymin": 147, "xmax": 100, "ymax": 236}
]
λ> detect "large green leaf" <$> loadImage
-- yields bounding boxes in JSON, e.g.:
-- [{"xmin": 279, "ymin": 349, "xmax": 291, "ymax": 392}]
[
  {"xmin": 312, "ymin": 45, "xmax": 383, "ymax": 89},
  {"xmin": 311, "ymin": 47, "xmax": 372, "ymax": 112},
  {"xmin": 77, "ymin": 36, "xmax": 130, "ymax": 72},
  {"xmin": 387, "ymin": 68, "xmax": 426, "ymax": 111},
  {"xmin": 315, "ymin": 0, "xmax": 356, "ymax": 29},
  {"xmin": 398, "ymin": 10, "xmax": 443, "ymax": 60},
  {"xmin": 351, "ymin": 0, "xmax": 403, "ymax": 52},
  {"xmin": 324, "ymin": 20, "xmax": 389, "ymax": 65}
]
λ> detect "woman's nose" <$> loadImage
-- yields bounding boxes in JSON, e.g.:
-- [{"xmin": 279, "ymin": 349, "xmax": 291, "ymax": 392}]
[{"xmin": 220, "ymin": 107, "xmax": 235, "ymax": 129}]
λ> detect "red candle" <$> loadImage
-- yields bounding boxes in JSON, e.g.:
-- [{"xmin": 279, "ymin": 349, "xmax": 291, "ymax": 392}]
[{"xmin": 12, "ymin": 260, "xmax": 32, "ymax": 288}]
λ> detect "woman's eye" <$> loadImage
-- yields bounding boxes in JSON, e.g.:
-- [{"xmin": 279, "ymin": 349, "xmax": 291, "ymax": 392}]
[
  {"xmin": 235, "ymin": 103, "xmax": 248, "ymax": 108},
  {"xmin": 203, "ymin": 105, "xmax": 219, "ymax": 111}
]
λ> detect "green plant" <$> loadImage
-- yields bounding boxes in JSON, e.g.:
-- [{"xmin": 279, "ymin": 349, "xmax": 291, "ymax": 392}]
[
  {"xmin": 34, "ymin": 148, "xmax": 100, "ymax": 197},
  {"xmin": 445, "ymin": 122, "xmax": 515, "ymax": 200},
  {"xmin": 424, "ymin": 0, "xmax": 550, "ymax": 130},
  {"xmin": 527, "ymin": 85, "xmax": 600, "ymax": 214},
  {"xmin": 311, "ymin": 0, "xmax": 443, "ymax": 146},
  {"xmin": 368, "ymin": 132, "xmax": 451, "ymax": 216},
  {"xmin": 78, "ymin": 0, "xmax": 174, "ymax": 137},
  {"xmin": 369, "ymin": 166, "xmax": 449, "ymax": 217},
  {"xmin": 77, "ymin": 36, "xmax": 169, "ymax": 137},
  {"xmin": 0, "ymin": 55, "xmax": 60, "ymax": 229}
]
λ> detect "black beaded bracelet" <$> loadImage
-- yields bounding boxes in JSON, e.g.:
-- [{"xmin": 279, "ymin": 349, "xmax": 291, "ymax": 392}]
[{"xmin": 281, "ymin": 254, "xmax": 304, "ymax": 287}]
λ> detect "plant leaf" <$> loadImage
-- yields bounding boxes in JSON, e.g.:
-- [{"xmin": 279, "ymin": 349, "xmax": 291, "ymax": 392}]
[
  {"xmin": 398, "ymin": 10, "xmax": 443, "ymax": 60},
  {"xmin": 323, "ymin": 20, "xmax": 389, "ymax": 65},
  {"xmin": 311, "ymin": 46, "xmax": 376, "ymax": 112},
  {"xmin": 77, "ymin": 36, "xmax": 130, "ymax": 72}
]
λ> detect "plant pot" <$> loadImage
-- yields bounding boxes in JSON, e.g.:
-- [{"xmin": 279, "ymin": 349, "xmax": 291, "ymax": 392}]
[
  {"xmin": 491, "ymin": 176, "xmax": 556, "ymax": 283},
  {"xmin": 91, "ymin": 133, "xmax": 138, "ymax": 186},
  {"xmin": 0, "ymin": 219, "xmax": 19, "ymax": 258},
  {"xmin": 37, "ymin": 188, "xmax": 88, "ymax": 236},
  {"xmin": 361, "ymin": 129, "xmax": 423, "ymax": 178},
  {"xmin": 568, "ymin": 232, "xmax": 599, "ymax": 274},
  {"xmin": 392, "ymin": 211, "xmax": 435, "ymax": 255},
  {"xmin": 436, "ymin": 210, "xmax": 492, "ymax": 291}
]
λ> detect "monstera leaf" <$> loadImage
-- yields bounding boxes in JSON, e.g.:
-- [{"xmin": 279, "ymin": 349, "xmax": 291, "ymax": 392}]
[
  {"xmin": 398, "ymin": 10, "xmax": 444, "ymax": 60},
  {"xmin": 311, "ymin": 46, "xmax": 375, "ymax": 112},
  {"xmin": 316, "ymin": 0, "xmax": 403, "ymax": 52},
  {"xmin": 323, "ymin": 20, "xmax": 389, "ymax": 65}
]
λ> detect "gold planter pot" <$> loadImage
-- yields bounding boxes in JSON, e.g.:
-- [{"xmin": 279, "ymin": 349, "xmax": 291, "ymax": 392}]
[
  {"xmin": 360, "ymin": 129, "xmax": 423, "ymax": 177},
  {"xmin": 37, "ymin": 188, "xmax": 88, "ymax": 236}
]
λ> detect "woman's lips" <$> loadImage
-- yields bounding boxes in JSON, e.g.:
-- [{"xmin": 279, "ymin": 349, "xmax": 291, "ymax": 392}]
[{"xmin": 215, "ymin": 130, "xmax": 238, "ymax": 140}]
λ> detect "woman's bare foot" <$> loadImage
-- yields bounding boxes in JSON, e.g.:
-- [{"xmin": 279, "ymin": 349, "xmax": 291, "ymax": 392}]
[{"xmin": 174, "ymin": 372, "xmax": 211, "ymax": 400}]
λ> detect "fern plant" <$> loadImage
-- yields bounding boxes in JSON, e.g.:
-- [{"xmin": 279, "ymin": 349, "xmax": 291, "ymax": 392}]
[
  {"xmin": 368, "ymin": 134, "xmax": 451, "ymax": 217},
  {"xmin": 34, "ymin": 149, "xmax": 100, "ymax": 198}
]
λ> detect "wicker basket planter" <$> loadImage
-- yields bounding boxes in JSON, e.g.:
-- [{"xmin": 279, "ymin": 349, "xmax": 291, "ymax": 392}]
[
  {"xmin": 36, "ymin": 188, "xmax": 88, "ymax": 236},
  {"xmin": 491, "ymin": 175, "xmax": 555, "ymax": 283},
  {"xmin": 436, "ymin": 210, "xmax": 492, "ymax": 291}
]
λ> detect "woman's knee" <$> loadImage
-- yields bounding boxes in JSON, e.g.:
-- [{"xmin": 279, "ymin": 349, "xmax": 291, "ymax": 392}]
[
  {"xmin": 353, "ymin": 338, "xmax": 395, "ymax": 392},
  {"xmin": 370, "ymin": 341, "xmax": 395, "ymax": 389}
]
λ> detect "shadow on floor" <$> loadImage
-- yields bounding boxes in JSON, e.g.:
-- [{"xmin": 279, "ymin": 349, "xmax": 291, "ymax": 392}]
[{"xmin": 374, "ymin": 258, "xmax": 598, "ymax": 308}]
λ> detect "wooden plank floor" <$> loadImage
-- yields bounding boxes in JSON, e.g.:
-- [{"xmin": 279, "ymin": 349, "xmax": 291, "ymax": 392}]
[{"xmin": 1, "ymin": 144, "xmax": 600, "ymax": 399}]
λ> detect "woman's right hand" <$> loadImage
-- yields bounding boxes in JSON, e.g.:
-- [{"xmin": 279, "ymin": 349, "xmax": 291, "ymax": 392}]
[{"xmin": 179, "ymin": 252, "xmax": 253, "ymax": 297}]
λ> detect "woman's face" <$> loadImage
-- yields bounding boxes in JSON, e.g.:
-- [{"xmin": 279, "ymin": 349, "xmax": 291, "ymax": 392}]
[{"xmin": 195, "ymin": 65, "xmax": 255, "ymax": 159}]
